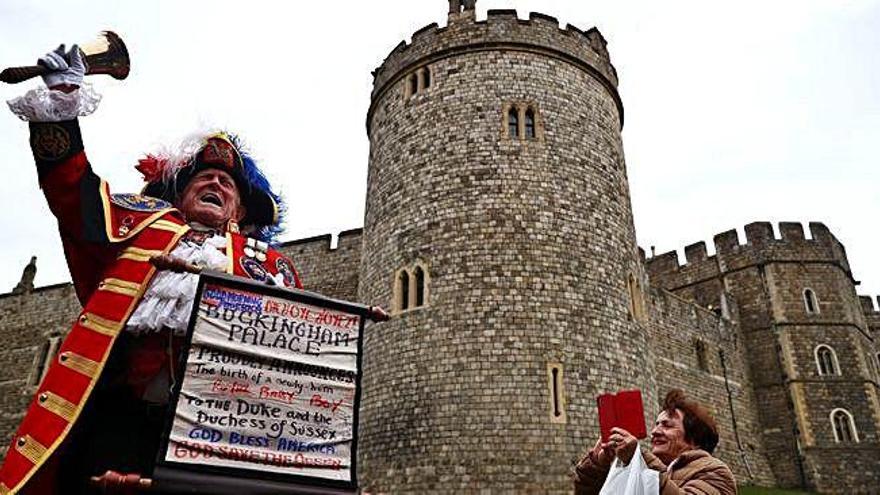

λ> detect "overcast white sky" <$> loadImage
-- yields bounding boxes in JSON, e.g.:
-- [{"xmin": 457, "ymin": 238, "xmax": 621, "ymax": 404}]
[{"xmin": 1, "ymin": 0, "xmax": 878, "ymax": 305}]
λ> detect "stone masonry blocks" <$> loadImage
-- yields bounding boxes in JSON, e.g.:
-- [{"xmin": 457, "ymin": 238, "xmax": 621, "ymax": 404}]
[{"xmin": 359, "ymin": 12, "xmax": 650, "ymax": 492}]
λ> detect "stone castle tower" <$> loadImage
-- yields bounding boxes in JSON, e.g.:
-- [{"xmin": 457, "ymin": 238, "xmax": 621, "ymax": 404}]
[{"xmin": 358, "ymin": 1, "xmax": 656, "ymax": 491}]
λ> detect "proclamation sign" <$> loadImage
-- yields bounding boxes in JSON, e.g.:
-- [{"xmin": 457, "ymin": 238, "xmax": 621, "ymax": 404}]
[{"xmin": 156, "ymin": 272, "xmax": 366, "ymax": 493}]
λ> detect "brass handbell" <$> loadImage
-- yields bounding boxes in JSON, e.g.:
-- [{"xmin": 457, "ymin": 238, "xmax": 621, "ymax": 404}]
[{"xmin": 0, "ymin": 31, "xmax": 130, "ymax": 84}]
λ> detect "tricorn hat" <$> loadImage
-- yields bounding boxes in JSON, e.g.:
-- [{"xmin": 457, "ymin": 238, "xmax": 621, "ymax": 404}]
[{"xmin": 136, "ymin": 132, "xmax": 283, "ymax": 242}]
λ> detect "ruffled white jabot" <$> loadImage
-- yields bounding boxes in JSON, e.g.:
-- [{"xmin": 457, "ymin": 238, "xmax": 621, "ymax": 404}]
[{"xmin": 126, "ymin": 234, "xmax": 228, "ymax": 335}]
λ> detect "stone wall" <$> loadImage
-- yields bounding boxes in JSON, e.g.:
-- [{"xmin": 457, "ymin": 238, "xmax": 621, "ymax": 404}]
[
  {"xmin": 647, "ymin": 222, "xmax": 880, "ymax": 492},
  {"xmin": 647, "ymin": 288, "xmax": 776, "ymax": 486},
  {"xmin": 0, "ymin": 283, "xmax": 80, "ymax": 456},
  {"xmin": 278, "ymin": 228, "xmax": 363, "ymax": 301}
]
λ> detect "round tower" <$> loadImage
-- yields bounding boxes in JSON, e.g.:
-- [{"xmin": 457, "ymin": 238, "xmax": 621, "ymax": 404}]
[{"xmin": 358, "ymin": 3, "xmax": 654, "ymax": 491}]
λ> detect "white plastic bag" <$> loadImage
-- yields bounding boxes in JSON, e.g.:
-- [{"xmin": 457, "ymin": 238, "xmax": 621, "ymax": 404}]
[{"xmin": 598, "ymin": 449, "xmax": 660, "ymax": 495}]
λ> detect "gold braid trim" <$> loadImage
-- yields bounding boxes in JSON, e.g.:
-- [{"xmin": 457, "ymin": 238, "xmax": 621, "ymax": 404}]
[
  {"xmin": 58, "ymin": 352, "xmax": 99, "ymax": 378},
  {"xmin": 37, "ymin": 392, "xmax": 77, "ymax": 423},
  {"xmin": 118, "ymin": 247, "xmax": 164, "ymax": 262},
  {"xmin": 78, "ymin": 313, "xmax": 121, "ymax": 337},
  {"xmin": 4, "ymin": 219, "xmax": 191, "ymax": 495},
  {"xmin": 98, "ymin": 278, "xmax": 139, "ymax": 297},
  {"xmin": 14, "ymin": 436, "xmax": 47, "ymax": 466},
  {"xmin": 150, "ymin": 219, "xmax": 188, "ymax": 234}
]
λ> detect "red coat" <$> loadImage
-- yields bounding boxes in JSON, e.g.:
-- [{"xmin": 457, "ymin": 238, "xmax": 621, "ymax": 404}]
[{"xmin": 0, "ymin": 120, "xmax": 302, "ymax": 494}]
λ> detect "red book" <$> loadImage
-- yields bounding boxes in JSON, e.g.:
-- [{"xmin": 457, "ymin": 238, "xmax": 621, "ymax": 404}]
[{"xmin": 597, "ymin": 389, "xmax": 647, "ymax": 442}]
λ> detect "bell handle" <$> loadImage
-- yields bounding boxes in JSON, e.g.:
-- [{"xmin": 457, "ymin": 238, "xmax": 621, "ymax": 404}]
[{"xmin": 0, "ymin": 65, "xmax": 48, "ymax": 84}]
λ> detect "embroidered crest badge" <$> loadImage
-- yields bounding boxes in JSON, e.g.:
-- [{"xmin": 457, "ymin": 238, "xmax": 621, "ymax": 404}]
[
  {"xmin": 31, "ymin": 123, "xmax": 71, "ymax": 161},
  {"xmin": 240, "ymin": 257, "xmax": 269, "ymax": 282},
  {"xmin": 110, "ymin": 193, "xmax": 172, "ymax": 212},
  {"xmin": 201, "ymin": 139, "xmax": 237, "ymax": 170}
]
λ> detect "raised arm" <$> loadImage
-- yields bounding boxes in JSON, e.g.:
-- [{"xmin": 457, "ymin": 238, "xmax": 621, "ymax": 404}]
[
  {"xmin": 9, "ymin": 45, "xmax": 110, "ymax": 241},
  {"xmin": 32, "ymin": 120, "xmax": 112, "ymax": 240},
  {"xmin": 7, "ymin": 45, "xmax": 118, "ymax": 300}
]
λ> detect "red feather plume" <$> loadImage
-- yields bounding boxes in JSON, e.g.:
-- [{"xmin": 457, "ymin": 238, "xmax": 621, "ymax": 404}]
[{"xmin": 135, "ymin": 155, "xmax": 168, "ymax": 183}]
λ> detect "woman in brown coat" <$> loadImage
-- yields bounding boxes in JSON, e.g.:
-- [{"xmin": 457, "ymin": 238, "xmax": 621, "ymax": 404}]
[{"xmin": 573, "ymin": 389, "xmax": 737, "ymax": 495}]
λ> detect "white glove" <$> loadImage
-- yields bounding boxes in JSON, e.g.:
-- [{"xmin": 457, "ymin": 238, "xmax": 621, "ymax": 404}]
[{"xmin": 38, "ymin": 44, "xmax": 85, "ymax": 89}]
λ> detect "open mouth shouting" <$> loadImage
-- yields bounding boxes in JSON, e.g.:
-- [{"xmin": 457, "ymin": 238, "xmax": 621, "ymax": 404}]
[{"xmin": 200, "ymin": 191, "xmax": 224, "ymax": 209}]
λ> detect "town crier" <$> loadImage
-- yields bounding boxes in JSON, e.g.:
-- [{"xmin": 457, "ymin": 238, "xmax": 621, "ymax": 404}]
[{"xmin": 0, "ymin": 45, "xmax": 302, "ymax": 494}]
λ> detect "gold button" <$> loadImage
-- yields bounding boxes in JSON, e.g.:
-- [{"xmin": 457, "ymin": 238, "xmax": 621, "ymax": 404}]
[
  {"xmin": 59, "ymin": 353, "xmax": 69, "ymax": 362},
  {"xmin": 98, "ymin": 281, "xmax": 106, "ymax": 289},
  {"xmin": 79, "ymin": 315, "xmax": 88, "ymax": 324},
  {"xmin": 38, "ymin": 393, "xmax": 48, "ymax": 403},
  {"xmin": 17, "ymin": 437, "xmax": 26, "ymax": 447}
]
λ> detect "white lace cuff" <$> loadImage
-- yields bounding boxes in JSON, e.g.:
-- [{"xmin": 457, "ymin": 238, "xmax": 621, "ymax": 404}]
[{"xmin": 6, "ymin": 82, "xmax": 101, "ymax": 122}]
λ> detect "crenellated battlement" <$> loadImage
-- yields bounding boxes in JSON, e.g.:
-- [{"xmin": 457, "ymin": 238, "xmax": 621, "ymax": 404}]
[
  {"xmin": 370, "ymin": 7, "xmax": 618, "ymax": 115},
  {"xmin": 860, "ymin": 295, "xmax": 880, "ymax": 315},
  {"xmin": 278, "ymin": 229, "xmax": 363, "ymax": 301},
  {"xmin": 645, "ymin": 222, "xmax": 854, "ymax": 288},
  {"xmin": 280, "ymin": 228, "xmax": 363, "ymax": 255}
]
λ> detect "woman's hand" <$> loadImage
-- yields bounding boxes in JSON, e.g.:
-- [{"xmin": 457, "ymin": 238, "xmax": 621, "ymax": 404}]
[
  {"xmin": 589, "ymin": 437, "xmax": 615, "ymax": 467},
  {"xmin": 603, "ymin": 427, "xmax": 639, "ymax": 465}
]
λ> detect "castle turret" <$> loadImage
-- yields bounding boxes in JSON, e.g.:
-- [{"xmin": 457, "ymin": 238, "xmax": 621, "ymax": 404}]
[
  {"xmin": 358, "ymin": 2, "xmax": 651, "ymax": 491},
  {"xmin": 447, "ymin": 0, "xmax": 476, "ymax": 17}
]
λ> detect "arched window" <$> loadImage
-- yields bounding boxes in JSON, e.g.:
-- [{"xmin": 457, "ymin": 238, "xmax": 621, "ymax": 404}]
[
  {"xmin": 405, "ymin": 66, "xmax": 433, "ymax": 99},
  {"xmin": 503, "ymin": 103, "xmax": 542, "ymax": 141},
  {"xmin": 803, "ymin": 288, "xmax": 819, "ymax": 314},
  {"xmin": 626, "ymin": 274, "xmax": 646, "ymax": 323},
  {"xmin": 28, "ymin": 341, "xmax": 51, "ymax": 387},
  {"xmin": 414, "ymin": 265, "xmax": 426, "ymax": 307},
  {"xmin": 830, "ymin": 409, "xmax": 859, "ymax": 443},
  {"xmin": 28, "ymin": 336, "xmax": 61, "ymax": 388},
  {"xmin": 508, "ymin": 108, "xmax": 519, "ymax": 138},
  {"xmin": 408, "ymin": 73, "xmax": 418, "ymax": 98},
  {"xmin": 525, "ymin": 108, "xmax": 536, "ymax": 139},
  {"xmin": 873, "ymin": 352, "xmax": 880, "ymax": 379},
  {"xmin": 393, "ymin": 263, "xmax": 430, "ymax": 313},
  {"xmin": 694, "ymin": 340, "xmax": 709, "ymax": 372},
  {"xmin": 395, "ymin": 270, "xmax": 410, "ymax": 312},
  {"xmin": 422, "ymin": 68, "xmax": 431, "ymax": 89},
  {"xmin": 814, "ymin": 345, "xmax": 840, "ymax": 376}
]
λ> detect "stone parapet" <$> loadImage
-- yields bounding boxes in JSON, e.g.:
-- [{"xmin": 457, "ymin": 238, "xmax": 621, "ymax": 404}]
[
  {"xmin": 279, "ymin": 228, "xmax": 363, "ymax": 301},
  {"xmin": 861, "ymin": 295, "xmax": 880, "ymax": 334},
  {"xmin": 369, "ymin": 9, "xmax": 621, "ymax": 132},
  {"xmin": 646, "ymin": 222, "xmax": 854, "ymax": 292}
]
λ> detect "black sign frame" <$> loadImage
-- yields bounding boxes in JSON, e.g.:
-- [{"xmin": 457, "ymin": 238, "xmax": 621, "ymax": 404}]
[{"xmin": 154, "ymin": 272, "xmax": 367, "ymax": 494}]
